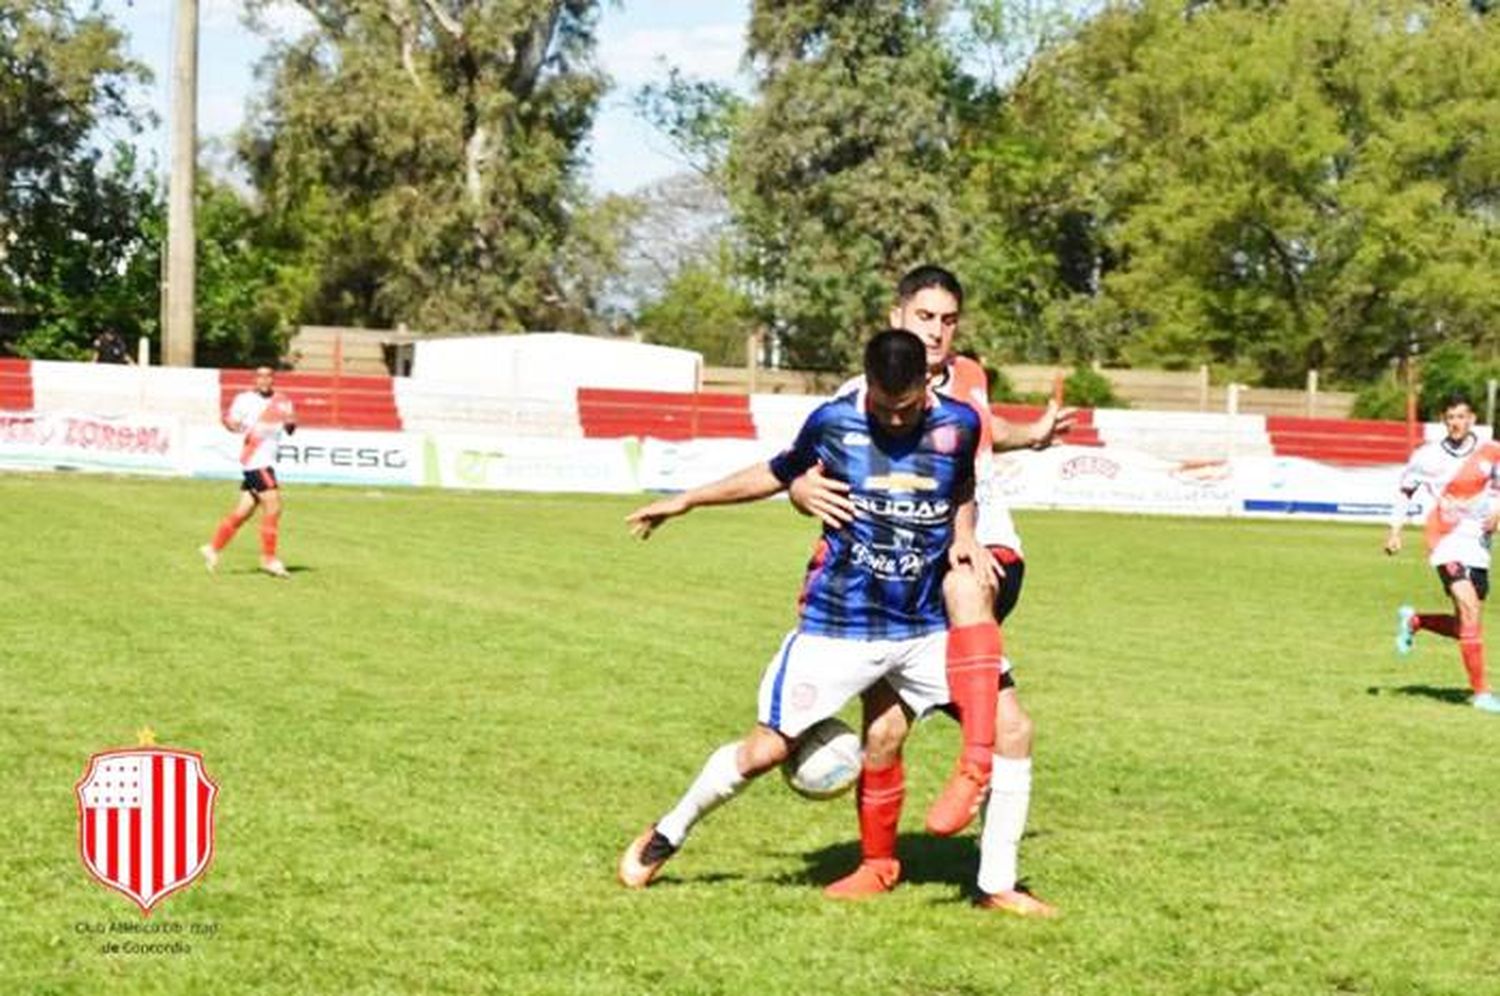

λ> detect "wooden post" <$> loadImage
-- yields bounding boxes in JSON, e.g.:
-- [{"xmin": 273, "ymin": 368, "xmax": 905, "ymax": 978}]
[
  {"xmin": 332, "ymin": 330, "xmax": 343, "ymax": 427},
  {"xmin": 1198, "ymin": 364, "xmax": 1210, "ymax": 411},
  {"xmin": 163, "ymin": 0, "xmax": 198, "ymax": 367},
  {"xmin": 1306, "ymin": 369, "xmax": 1318, "ymax": 418},
  {"xmin": 1226, "ymin": 383, "xmax": 1243, "ymax": 464},
  {"xmin": 1488, "ymin": 378, "xmax": 1497, "ymax": 431},
  {"xmin": 746, "ymin": 330, "xmax": 760, "ymax": 394}
]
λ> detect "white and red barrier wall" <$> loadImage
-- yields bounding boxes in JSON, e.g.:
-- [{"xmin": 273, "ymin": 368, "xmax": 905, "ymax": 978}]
[{"xmin": 0, "ymin": 359, "xmax": 1460, "ymax": 521}]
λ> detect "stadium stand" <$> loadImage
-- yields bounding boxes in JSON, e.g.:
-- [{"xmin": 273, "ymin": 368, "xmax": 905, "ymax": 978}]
[
  {"xmin": 1265, "ymin": 416, "xmax": 1413, "ymax": 466},
  {"xmin": 577, "ymin": 388, "xmax": 757, "ymax": 441},
  {"xmin": 219, "ymin": 369, "xmax": 401, "ymax": 431},
  {"xmin": 0, "ymin": 358, "xmax": 32, "ymax": 410}
]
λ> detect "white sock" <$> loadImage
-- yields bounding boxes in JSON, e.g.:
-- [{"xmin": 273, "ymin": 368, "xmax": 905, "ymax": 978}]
[
  {"xmin": 977, "ymin": 755, "xmax": 1032, "ymax": 895},
  {"xmin": 655, "ymin": 742, "xmax": 747, "ymax": 847}
]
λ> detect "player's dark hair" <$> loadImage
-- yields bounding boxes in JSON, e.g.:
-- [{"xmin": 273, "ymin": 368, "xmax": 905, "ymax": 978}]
[
  {"xmin": 1443, "ymin": 392, "xmax": 1474, "ymax": 413},
  {"xmin": 864, "ymin": 329, "xmax": 927, "ymax": 395},
  {"xmin": 896, "ymin": 265, "xmax": 963, "ymax": 307}
]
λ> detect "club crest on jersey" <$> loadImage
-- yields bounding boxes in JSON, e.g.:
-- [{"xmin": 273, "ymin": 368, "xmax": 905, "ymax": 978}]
[
  {"xmin": 75, "ymin": 746, "xmax": 219, "ymax": 914},
  {"xmin": 925, "ymin": 426, "xmax": 960, "ymax": 455},
  {"xmin": 841, "ymin": 431, "xmax": 871, "ymax": 446},
  {"xmin": 864, "ymin": 472, "xmax": 938, "ymax": 494}
]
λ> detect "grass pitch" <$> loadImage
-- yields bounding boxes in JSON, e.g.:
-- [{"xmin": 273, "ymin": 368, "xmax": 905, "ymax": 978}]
[{"xmin": 3, "ymin": 473, "xmax": 1500, "ymax": 994}]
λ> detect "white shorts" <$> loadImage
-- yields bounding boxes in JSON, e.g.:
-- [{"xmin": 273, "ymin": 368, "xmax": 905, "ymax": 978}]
[{"xmin": 756, "ymin": 630, "xmax": 950, "ymax": 738}]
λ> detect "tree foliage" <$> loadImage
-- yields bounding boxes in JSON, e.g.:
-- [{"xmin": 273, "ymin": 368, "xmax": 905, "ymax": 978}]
[
  {"xmin": 0, "ymin": 0, "xmax": 160, "ymax": 357},
  {"xmin": 241, "ymin": 0, "xmax": 614, "ymax": 333},
  {"xmin": 728, "ymin": 0, "xmax": 965, "ymax": 371}
]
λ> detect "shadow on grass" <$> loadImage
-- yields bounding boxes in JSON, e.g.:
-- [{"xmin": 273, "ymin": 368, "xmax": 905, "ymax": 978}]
[
  {"xmin": 771, "ymin": 834, "xmax": 979, "ymax": 893},
  {"xmin": 641, "ymin": 872, "xmax": 742, "ymax": 889},
  {"xmin": 1367, "ymin": 683, "xmax": 1471, "ymax": 705},
  {"xmin": 232, "ymin": 564, "xmax": 315, "ymax": 577}
]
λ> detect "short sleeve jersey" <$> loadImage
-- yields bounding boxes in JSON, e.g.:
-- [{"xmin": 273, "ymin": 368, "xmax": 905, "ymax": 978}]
[
  {"xmin": 935, "ymin": 356, "xmax": 1023, "ymax": 553},
  {"xmin": 228, "ymin": 390, "xmax": 295, "ymax": 470},
  {"xmin": 1397, "ymin": 433, "xmax": 1500, "ymax": 568},
  {"xmin": 768, "ymin": 385, "xmax": 981, "ymax": 640}
]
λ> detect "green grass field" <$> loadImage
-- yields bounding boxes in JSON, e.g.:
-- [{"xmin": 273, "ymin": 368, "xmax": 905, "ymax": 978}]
[{"xmin": 4, "ymin": 473, "xmax": 1500, "ymax": 994}]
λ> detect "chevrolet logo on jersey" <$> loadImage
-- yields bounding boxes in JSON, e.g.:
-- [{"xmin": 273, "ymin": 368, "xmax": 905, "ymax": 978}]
[{"xmin": 864, "ymin": 473, "xmax": 939, "ymax": 494}]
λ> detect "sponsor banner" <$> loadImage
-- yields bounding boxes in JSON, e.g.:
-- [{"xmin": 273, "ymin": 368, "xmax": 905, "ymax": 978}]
[
  {"xmin": 0, "ymin": 410, "xmax": 181, "ymax": 474},
  {"xmin": 991, "ymin": 446, "xmax": 1402, "ymax": 521},
  {"xmin": 991, "ymin": 445, "xmax": 1240, "ymax": 516},
  {"xmin": 185, "ymin": 427, "xmax": 421, "ymax": 486},
  {"xmin": 422, "ymin": 434, "xmax": 638, "ymax": 492},
  {"xmin": 1234, "ymin": 456, "xmax": 1398, "ymax": 522},
  {"xmin": 637, "ymin": 438, "xmax": 780, "ymax": 493}
]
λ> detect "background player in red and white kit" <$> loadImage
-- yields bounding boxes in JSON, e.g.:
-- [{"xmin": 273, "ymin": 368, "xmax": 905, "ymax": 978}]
[
  {"xmin": 618, "ymin": 330, "xmax": 994, "ymax": 892},
  {"xmin": 1387, "ymin": 393, "xmax": 1500, "ymax": 713},
  {"xmin": 790, "ymin": 266, "xmax": 1070, "ymax": 914},
  {"xmin": 199, "ymin": 365, "xmax": 296, "ymax": 579}
]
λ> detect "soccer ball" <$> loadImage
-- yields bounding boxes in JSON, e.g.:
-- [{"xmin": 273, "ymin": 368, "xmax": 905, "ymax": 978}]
[{"xmin": 781, "ymin": 717, "xmax": 861, "ymax": 800}]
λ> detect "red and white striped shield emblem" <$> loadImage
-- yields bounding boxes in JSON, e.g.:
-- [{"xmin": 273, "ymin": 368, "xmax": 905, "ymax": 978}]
[{"xmin": 75, "ymin": 748, "xmax": 218, "ymax": 914}]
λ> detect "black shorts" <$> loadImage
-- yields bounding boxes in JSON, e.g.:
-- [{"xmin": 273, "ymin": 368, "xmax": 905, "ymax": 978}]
[
  {"xmin": 1437, "ymin": 562, "xmax": 1489, "ymax": 600},
  {"xmin": 241, "ymin": 468, "xmax": 279, "ymax": 494},
  {"xmin": 990, "ymin": 547, "xmax": 1025, "ymax": 624}
]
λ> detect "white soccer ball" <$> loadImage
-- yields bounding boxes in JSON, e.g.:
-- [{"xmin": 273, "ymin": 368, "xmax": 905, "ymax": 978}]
[{"xmin": 782, "ymin": 717, "xmax": 861, "ymax": 800}]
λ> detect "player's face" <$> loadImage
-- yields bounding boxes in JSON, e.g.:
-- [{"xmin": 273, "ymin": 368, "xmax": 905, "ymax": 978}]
[
  {"xmin": 1443, "ymin": 403, "xmax": 1475, "ymax": 441},
  {"xmin": 866, "ymin": 382, "xmax": 928, "ymax": 437},
  {"xmin": 891, "ymin": 287, "xmax": 960, "ymax": 373},
  {"xmin": 254, "ymin": 367, "xmax": 275, "ymax": 395}
]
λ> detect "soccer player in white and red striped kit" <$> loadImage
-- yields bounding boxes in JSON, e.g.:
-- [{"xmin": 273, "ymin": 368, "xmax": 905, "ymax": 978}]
[
  {"xmin": 1387, "ymin": 392, "xmax": 1500, "ymax": 713},
  {"xmin": 199, "ymin": 365, "xmax": 296, "ymax": 579}
]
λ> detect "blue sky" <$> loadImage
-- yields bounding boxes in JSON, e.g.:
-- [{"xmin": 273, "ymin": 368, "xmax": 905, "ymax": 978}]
[{"xmin": 105, "ymin": 0, "xmax": 750, "ymax": 194}]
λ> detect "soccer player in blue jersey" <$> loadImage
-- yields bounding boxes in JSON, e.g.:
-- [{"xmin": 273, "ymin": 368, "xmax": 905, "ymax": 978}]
[
  {"xmin": 792, "ymin": 267, "xmax": 1061, "ymax": 915},
  {"xmin": 618, "ymin": 329, "xmax": 993, "ymax": 890}
]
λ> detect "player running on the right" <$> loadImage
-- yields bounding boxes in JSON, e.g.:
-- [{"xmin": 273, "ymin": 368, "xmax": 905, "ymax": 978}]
[{"xmin": 1386, "ymin": 392, "xmax": 1500, "ymax": 713}]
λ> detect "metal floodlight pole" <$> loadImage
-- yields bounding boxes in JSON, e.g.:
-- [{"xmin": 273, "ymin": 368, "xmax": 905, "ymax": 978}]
[{"xmin": 163, "ymin": 0, "xmax": 198, "ymax": 367}]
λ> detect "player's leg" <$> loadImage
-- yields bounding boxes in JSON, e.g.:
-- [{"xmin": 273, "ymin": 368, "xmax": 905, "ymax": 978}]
[
  {"xmin": 200, "ymin": 487, "xmax": 258, "ymax": 571},
  {"xmin": 619, "ymin": 722, "xmax": 791, "ymax": 889},
  {"xmin": 1400, "ymin": 564, "xmax": 1467, "ymax": 652},
  {"xmin": 927, "ymin": 560, "xmax": 1003, "ymax": 836},
  {"xmin": 824, "ymin": 680, "xmax": 911, "ymax": 898},
  {"xmin": 619, "ymin": 633, "xmax": 882, "ymax": 889},
  {"xmin": 975, "ymin": 679, "xmax": 1055, "ymax": 916},
  {"xmin": 257, "ymin": 479, "xmax": 289, "ymax": 577},
  {"xmin": 1448, "ymin": 571, "xmax": 1500, "ymax": 711}
]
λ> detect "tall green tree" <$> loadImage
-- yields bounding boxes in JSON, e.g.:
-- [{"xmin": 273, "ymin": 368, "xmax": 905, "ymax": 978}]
[
  {"xmin": 241, "ymin": 0, "xmax": 612, "ymax": 333},
  {"xmin": 729, "ymin": 0, "xmax": 965, "ymax": 371},
  {"xmin": 0, "ymin": 0, "xmax": 160, "ymax": 357}
]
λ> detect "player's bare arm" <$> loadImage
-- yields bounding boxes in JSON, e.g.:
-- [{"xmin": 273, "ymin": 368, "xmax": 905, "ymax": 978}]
[
  {"xmin": 992, "ymin": 399, "xmax": 1076, "ymax": 453},
  {"xmin": 1384, "ymin": 487, "xmax": 1414, "ymax": 555},
  {"xmin": 787, "ymin": 461, "xmax": 855, "ymax": 529},
  {"xmin": 626, "ymin": 461, "xmax": 786, "ymax": 540}
]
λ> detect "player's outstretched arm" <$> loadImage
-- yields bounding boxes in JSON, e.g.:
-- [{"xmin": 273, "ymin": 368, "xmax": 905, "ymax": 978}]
[
  {"xmin": 992, "ymin": 399, "xmax": 1076, "ymax": 453},
  {"xmin": 626, "ymin": 461, "xmax": 786, "ymax": 540},
  {"xmin": 787, "ymin": 461, "xmax": 854, "ymax": 529}
]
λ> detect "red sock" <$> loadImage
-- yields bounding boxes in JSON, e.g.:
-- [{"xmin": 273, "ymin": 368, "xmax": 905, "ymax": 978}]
[
  {"xmin": 1414, "ymin": 613, "xmax": 1460, "ymax": 639},
  {"xmin": 947, "ymin": 622, "xmax": 1002, "ymax": 771},
  {"xmin": 211, "ymin": 513, "xmax": 247, "ymax": 552},
  {"xmin": 259, "ymin": 511, "xmax": 280, "ymax": 559},
  {"xmin": 1459, "ymin": 621, "xmax": 1488, "ymax": 693},
  {"xmin": 856, "ymin": 760, "xmax": 903, "ymax": 861}
]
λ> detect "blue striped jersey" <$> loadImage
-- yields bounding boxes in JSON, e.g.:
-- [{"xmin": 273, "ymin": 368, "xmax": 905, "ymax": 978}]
[{"xmin": 768, "ymin": 386, "xmax": 981, "ymax": 639}]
